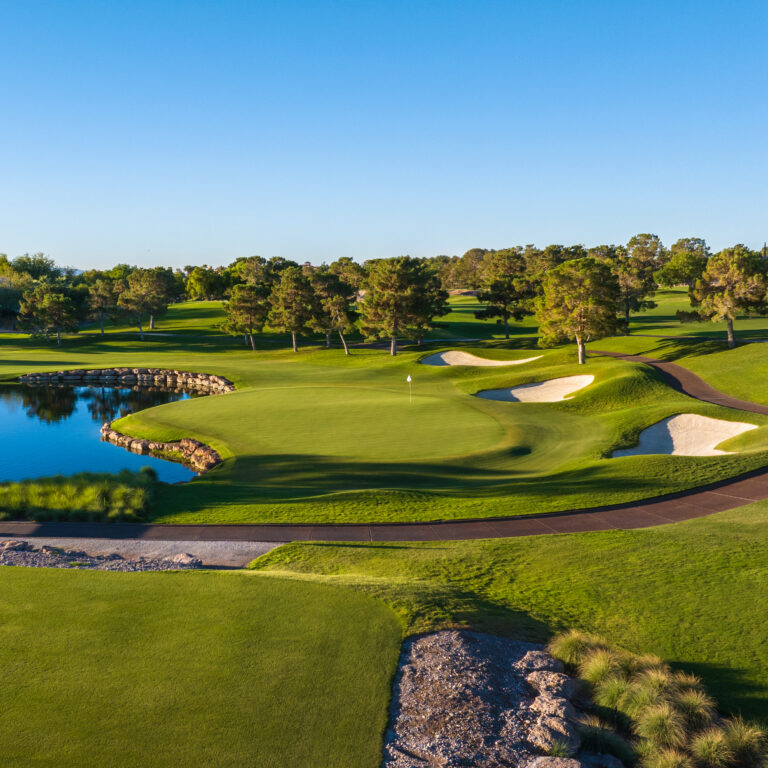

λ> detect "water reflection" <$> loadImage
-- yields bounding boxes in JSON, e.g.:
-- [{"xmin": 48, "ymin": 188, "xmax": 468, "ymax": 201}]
[
  {"xmin": 0, "ymin": 384, "xmax": 198, "ymax": 483},
  {"xmin": 0, "ymin": 385, "xmax": 194, "ymax": 424}
]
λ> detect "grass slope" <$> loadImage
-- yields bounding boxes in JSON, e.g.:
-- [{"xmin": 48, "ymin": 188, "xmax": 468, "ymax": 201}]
[
  {"xmin": 0, "ymin": 568, "xmax": 401, "ymax": 768},
  {"xmin": 251, "ymin": 500, "xmax": 768, "ymax": 722}
]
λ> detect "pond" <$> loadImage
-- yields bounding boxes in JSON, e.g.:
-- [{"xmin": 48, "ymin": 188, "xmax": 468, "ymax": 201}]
[{"xmin": 0, "ymin": 385, "xmax": 198, "ymax": 483}]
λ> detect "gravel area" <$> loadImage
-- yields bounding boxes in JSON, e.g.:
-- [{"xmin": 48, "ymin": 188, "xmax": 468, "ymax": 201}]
[
  {"xmin": 0, "ymin": 539, "xmax": 206, "ymax": 571},
  {"xmin": 382, "ymin": 631, "xmax": 621, "ymax": 768},
  {"xmin": 4, "ymin": 537, "xmax": 279, "ymax": 567}
]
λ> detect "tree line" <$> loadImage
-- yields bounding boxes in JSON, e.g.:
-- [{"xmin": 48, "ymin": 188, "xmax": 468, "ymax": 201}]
[{"xmin": 1, "ymin": 234, "xmax": 766, "ymax": 357}]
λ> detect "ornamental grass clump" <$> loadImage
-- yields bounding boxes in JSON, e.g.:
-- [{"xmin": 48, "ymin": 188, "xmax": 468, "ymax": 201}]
[
  {"xmin": 548, "ymin": 629, "xmax": 768, "ymax": 768},
  {"xmin": 0, "ymin": 468, "xmax": 156, "ymax": 522}
]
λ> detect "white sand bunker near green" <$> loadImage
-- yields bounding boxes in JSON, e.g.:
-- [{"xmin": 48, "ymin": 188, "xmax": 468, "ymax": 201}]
[
  {"xmin": 420, "ymin": 350, "xmax": 543, "ymax": 367},
  {"xmin": 613, "ymin": 413, "xmax": 758, "ymax": 457},
  {"xmin": 476, "ymin": 375, "xmax": 594, "ymax": 403}
]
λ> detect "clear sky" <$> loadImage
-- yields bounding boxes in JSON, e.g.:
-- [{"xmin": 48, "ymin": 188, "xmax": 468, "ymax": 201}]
[{"xmin": 1, "ymin": 0, "xmax": 766, "ymax": 269}]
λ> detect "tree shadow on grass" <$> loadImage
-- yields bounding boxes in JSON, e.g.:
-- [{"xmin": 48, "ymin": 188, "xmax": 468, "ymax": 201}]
[
  {"xmin": 677, "ymin": 660, "xmax": 768, "ymax": 722},
  {"xmin": 152, "ymin": 454, "xmax": 659, "ymax": 519}
]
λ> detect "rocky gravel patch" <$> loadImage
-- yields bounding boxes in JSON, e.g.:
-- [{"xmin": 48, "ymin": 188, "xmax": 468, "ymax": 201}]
[
  {"xmin": 382, "ymin": 630, "xmax": 624, "ymax": 768},
  {"xmin": 0, "ymin": 539, "xmax": 203, "ymax": 571}
]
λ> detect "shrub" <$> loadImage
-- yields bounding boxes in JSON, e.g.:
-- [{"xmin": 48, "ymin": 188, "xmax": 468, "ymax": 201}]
[
  {"xmin": 549, "ymin": 630, "xmax": 768, "ymax": 768},
  {"xmin": 579, "ymin": 648, "xmax": 624, "ymax": 686},
  {"xmin": 643, "ymin": 748, "xmax": 693, "ymax": 768},
  {"xmin": 594, "ymin": 674, "xmax": 632, "ymax": 710},
  {"xmin": 635, "ymin": 703, "xmax": 686, "ymax": 749},
  {"xmin": 549, "ymin": 629, "xmax": 603, "ymax": 666},
  {"xmin": 689, "ymin": 728, "xmax": 733, "ymax": 768},
  {"xmin": 0, "ymin": 468, "xmax": 157, "ymax": 523},
  {"xmin": 721, "ymin": 717, "xmax": 766, "ymax": 767},
  {"xmin": 547, "ymin": 739, "xmax": 574, "ymax": 757},
  {"xmin": 576, "ymin": 715, "xmax": 636, "ymax": 763},
  {"xmin": 675, "ymin": 689, "xmax": 715, "ymax": 730}
]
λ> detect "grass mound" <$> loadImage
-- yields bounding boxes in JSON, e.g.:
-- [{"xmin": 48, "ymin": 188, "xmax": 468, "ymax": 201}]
[
  {"xmin": 0, "ymin": 467, "xmax": 157, "ymax": 522},
  {"xmin": 550, "ymin": 630, "xmax": 767, "ymax": 766}
]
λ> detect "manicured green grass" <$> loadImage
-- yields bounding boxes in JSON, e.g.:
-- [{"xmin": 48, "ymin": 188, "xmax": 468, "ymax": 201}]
[
  {"xmin": 4, "ymin": 298, "xmax": 768, "ymax": 523},
  {"xmin": 251, "ymin": 500, "xmax": 768, "ymax": 721},
  {"xmin": 0, "ymin": 567, "xmax": 401, "ymax": 767}
]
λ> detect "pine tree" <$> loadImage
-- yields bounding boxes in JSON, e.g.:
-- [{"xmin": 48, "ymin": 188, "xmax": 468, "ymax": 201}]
[
  {"xmin": 267, "ymin": 266, "xmax": 316, "ymax": 352},
  {"xmin": 688, "ymin": 245, "xmax": 766, "ymax": 348},
  {"xmin": 536, "ymin": 257, "xmax": 620, "ymax": 364},
  {"xmin": 223, "ymin": 283, "xmax": 270, "ymax": 350},
  {"xmin": 359, "ymin": 256, "xmax": 449, "ymax": 356},
  {"xmin": 474, "ymin": 249, "xmax": 535, "ymax": 338},
  {"xmin": 309, "ymin": 271, "xmax": 357, "ymax": 354}
]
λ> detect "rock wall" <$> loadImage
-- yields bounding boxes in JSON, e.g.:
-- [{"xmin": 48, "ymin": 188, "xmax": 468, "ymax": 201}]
[
  {"xmin": 16, "ymin": 367, "xmax": 233, "ymax": 474},
  {"xmin": 99, "ymin": 426, "xmax": 222, "ymax": 473},
  {"xmin": 17, "ymin": 368, "xmax": 235, "ymax": 394}
]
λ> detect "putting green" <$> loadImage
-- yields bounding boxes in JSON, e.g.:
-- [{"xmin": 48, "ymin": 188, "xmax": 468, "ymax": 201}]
[{"xmin": 158, "ymin": 385, "xmax": 505, "ymax": 461}]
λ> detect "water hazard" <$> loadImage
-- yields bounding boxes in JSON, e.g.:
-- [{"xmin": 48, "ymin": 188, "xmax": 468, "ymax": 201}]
[{"xmin": 0, "ymin": 385, "xmax": 198, "ymax": 483}]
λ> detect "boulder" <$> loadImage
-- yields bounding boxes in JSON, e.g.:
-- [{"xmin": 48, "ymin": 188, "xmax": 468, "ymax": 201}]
[
  {"xmin": 579, "ymin": 753, "xmax": 625, "ymax": 768},
  {"xmin": 519, "ymin": 649, "xmax": 565, "ymax": 673},
  {"xmin": 530, "ymin": 693, "xmax": 579, "ymax": 721},
  {"xmin": 170, "ymin": 553, "xmax": 202, "ymax": 566},
  {"xmin": 527, "ymin": 670, "xmax": 577, "ymax": 700},
  {"xmin": 528, "ymin": 714, "xmax": 580, "ymax": 754},
  {"xmin": 0, "ymin": 540, "xmax": 29, "ymax": 551}
]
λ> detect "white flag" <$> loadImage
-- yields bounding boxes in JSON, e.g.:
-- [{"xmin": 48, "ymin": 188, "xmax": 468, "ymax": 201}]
[{"xmin": 406, "ymin": 375, "xmax": 412, "ymax": 382}]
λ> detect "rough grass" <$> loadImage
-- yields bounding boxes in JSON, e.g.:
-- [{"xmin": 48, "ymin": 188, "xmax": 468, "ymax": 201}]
[
  {"xmin": 0, "ymin": 468, "xmax": 156, "ymax": 522},
  {"xmin": 250, "ymin": 500, "xmax": 768, "ymax": 721},
  {"xmin": 0, "ymin": 568, "xmax": 402, "ymax": 768}
]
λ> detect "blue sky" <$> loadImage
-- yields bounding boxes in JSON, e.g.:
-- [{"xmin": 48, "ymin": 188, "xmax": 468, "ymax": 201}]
[{"xmin": 0, "ymin": 1, "xmax": 766, "ymax": 269}]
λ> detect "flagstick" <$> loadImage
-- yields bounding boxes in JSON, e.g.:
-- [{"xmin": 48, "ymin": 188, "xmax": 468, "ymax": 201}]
[{"xmin": 407, "ymin": 374, "xmax": 412, "ymax": 404}]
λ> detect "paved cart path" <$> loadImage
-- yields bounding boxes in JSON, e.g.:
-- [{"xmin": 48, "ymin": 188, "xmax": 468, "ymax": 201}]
[{"xmin": 3, "ymin": 351, "xmax": 768, "ymax": 546}]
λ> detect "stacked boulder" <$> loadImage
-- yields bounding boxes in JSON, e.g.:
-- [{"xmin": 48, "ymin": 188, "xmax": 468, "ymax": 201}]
[
  {"xmin": 17, "ymin": 367, "xmax": 233, "ymax": 474},
  {"xmin": 99, "ymin": 425, "xmax": 222, "ymax": 473},
  {"xmin": 17, "ymin": 368, "xmax": 235, "ymax": 394}
]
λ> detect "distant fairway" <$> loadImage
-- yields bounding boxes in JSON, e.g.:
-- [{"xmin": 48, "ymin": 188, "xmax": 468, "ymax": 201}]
[{"xmin": 5, "ymin": 297, "xmax": 768, "ymax": 523}]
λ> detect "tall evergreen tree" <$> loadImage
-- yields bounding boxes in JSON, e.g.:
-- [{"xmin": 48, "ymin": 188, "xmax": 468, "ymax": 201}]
[
  {"xmin": 359, "ymin": 256, "xmax": 449, "ymax": 356},
  {"xmin": 223, "ymin": 283, "xmax": 270, "ymax": 350},
  {"xmin": 267, "ymin": 266, "xmax": 316, "ymax": 352},
  {"xmin": 687, "ymin": 245, "xmax": 766, "ymax": 348},
  {"xmin": 87, "ymin": 279, "xmax": 119, "ymax": 336},
  {"xmin": 536, "ymin": 257, "xmax": 620, "ymax": 364},
  {"xmin": 475, "ymin": 249, "xmax": 535, "ymax": 338},
  {"xmin": 309, "ymin": 270, "xmax": 357, "ymax": 353},
  {"xmin": 18, "ymin": 285, "xmax": 79, "ymax": 346}
]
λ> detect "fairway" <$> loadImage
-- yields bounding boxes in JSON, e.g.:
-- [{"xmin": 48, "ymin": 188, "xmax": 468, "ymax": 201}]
[{"xmin": 0, "ymin": 567, "xmax": 401, "ymax": 768}]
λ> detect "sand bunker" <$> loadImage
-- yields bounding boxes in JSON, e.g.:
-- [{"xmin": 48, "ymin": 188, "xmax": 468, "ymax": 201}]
[
  {"xmin": 476, "ymin": 375, "xmax": 594, "ymax": 403},
  {"xmin": 613, "ymin": 413, "xmax": 758, "ymax": 457},
  {"xmin": 420, "ymin": 350, "xmax": 543, "ymax": 367}
]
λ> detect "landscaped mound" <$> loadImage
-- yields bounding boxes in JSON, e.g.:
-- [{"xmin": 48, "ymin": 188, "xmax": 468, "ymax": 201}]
[
  {"xmin": 476, "ymin": 375, "xmax": 594, "ymax": 403},
  {"xmin": 613, "ymin": 414, "xmax": 757, "ymax": 458},
  {"xmin": 420, "ymin": 350, "xmax": 543, "ymax": 367}
]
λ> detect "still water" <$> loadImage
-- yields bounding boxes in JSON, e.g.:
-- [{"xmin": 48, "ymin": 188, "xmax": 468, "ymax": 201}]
[{"xmin": 0, "ymin": 385, "xmax": 197, "ymax": 483}]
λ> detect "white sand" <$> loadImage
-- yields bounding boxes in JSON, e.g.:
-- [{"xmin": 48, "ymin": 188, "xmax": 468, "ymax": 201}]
[
  {"xmin": 613, "ymin": 413, "xmax": 758, "ymax": 457},
  {"xmin": 476, "ymin": 375, "xmax": 594, "ymax": 403},
  {"xmin": 420, "ymin": 350, "xmax": 543, "ymax": 367}
]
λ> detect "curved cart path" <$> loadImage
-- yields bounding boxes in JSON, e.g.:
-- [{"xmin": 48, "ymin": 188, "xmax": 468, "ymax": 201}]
[{"xmin": 3, "ymin": 351, "xmax": 768, "ymax": 545}]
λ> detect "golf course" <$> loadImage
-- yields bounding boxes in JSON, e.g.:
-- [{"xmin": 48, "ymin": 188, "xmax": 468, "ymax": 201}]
[{"xmin": 3, "ymin": 291, "xmax": 768, "ymax": 765}]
